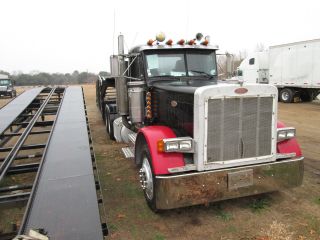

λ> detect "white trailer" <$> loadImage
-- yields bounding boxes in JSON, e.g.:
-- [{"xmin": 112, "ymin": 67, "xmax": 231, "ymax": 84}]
[{"xmin": 238, "ymin": 39, "xmax": 320, "ymax": 102}]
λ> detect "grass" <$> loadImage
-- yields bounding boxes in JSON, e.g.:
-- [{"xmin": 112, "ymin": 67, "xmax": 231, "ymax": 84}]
[
  {"xmin": 214, "ymin": 204, "xmax": 233, "ymax": 221},
  {"xmin": 249, "ymin": 197, "xmax": 270, "ymax": 213},
  {"xmin": 154, "ymin": 234, "xmax": 166, "ymax": 240},
  {"xmin": 305, "ymin": 214, "xmax": 320, "ymax": 235},
  {"xmin": 313, "ymin": 197, "xmax": 320, "ymax": 205}
]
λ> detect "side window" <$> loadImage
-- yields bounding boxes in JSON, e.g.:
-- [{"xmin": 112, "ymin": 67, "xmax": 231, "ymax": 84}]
[
  {"xmin": 130, "ymin": 56, "xmax": 141, "ymax": 78},
  {"xmin": 249, "ymin": 58, "xmax": 255, "ymax": 65}
]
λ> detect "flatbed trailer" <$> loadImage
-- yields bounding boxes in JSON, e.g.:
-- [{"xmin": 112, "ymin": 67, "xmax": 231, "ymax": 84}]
[{"xmin": 0, "ymin": 87, "xmax": 107, "ymax": 239}]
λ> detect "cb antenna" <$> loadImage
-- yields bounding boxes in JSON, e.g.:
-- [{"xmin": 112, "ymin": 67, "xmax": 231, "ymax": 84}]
[
  {"xmin": 113, "ymin": 9, "xmax": 116, "ymax": 55},
  {"xmin": 185, "ymin": 0, "xmax": 190, "ymax": 39}
]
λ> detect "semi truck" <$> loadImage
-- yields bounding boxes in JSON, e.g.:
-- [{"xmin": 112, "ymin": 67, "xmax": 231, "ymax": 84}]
[
  {"xmin": 0, "ymin": 74, "xmax": 16, "ymax": 98},
  {"xmin": 96, "ymin": 33, "xmax": 304, "ymax": 211},
  {"xmin": 237, "ymin": 39, "xmax": 320, "ymax": 103}
]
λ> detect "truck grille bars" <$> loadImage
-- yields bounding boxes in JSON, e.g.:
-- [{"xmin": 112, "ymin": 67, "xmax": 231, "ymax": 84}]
[
  {"xmin": 206, "ymin": 96, "xmax": 273, "ymax": 163},
  {"xmin": 0, "ymin": 87, "xmax": 106, "ymax": 240}
]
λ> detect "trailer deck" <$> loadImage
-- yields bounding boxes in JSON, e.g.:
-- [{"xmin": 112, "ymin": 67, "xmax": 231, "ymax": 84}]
[
  {"xmin": 0, "ymin": 88, "xmax": 44, "ymax": 135},
  {"xmin": 0, "ymin": 86, "xmax": 106, "ymax": 239}
]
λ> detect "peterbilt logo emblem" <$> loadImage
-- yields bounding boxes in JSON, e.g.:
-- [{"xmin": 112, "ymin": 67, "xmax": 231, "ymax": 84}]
[
  {"xmin": 171, "ymin": 100, "xmax": 178, "ymax": 107},
  {"xmin": 235, "ymin": 88, "xmax": 248, "ymax": 94}
]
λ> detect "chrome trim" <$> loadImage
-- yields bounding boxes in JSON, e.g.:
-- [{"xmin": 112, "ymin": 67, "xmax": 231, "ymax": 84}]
[
  {"xmin": 276, "ymin": 152, "xmax": 296, "ymax": 159},
  {"xmin": 162, "ymin": 137, "xmax": 194, "ymax": 153},
  {"xmin": 157, "ymin": 157, "xmax": 304, "ymax": 179},
  {"xmin": 168, "ymin": 164, "xmax": 196, "ymax": 173},
  {"xmin": 154, "ymin": 157, "xmax": 304, "ymax": 209},
  {"xmin": 129, "ymin": 44, "xmax": 219, "ymax": 53},
  {"xmin": 277, "ymin": 127, "xmax": 296, "ymax": 142}
]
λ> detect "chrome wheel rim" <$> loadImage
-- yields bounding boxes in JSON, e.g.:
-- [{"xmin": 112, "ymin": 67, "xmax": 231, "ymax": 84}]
[
  {"xmin": 140, "ymin": 157, "xmax": 153, "ymax": 200},
  {"xmin": 107, "ymin": 117, "xmax": 111, "ymax": 133},
  {"xmin": 282, "ymin": 92, "xmax": 289, "ymax": 101}
]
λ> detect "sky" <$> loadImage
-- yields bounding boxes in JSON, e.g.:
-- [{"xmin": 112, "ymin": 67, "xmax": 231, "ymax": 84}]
[{"xmin": 0, "ymin": 0, "xmax": 319, "ymax": 74}]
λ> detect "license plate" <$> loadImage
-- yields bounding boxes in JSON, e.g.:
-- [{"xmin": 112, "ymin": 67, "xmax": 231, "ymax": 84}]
[{"xmin": 228, "ymin": 169, "xmax": 253, "ymax": 190}]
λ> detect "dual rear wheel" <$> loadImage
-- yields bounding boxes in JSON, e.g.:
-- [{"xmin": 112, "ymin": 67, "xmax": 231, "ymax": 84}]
[{"xmin": 279, "ymin": 88, "xmax": 317, "ymax": 103}]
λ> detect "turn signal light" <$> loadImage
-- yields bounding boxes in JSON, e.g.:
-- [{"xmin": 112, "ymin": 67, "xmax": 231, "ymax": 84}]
[{"xmin": 157, "ymin": 140, "xmax": 165, "ymax": 153}]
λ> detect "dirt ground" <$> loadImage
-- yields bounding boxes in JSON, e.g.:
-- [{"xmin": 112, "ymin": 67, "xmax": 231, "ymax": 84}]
[
  {"xmin": 1, "ymin": 85, "xmax": 319, "ymax": 240},
  {"xmin": 81, "ymin": 84, "xmax": 320, "ymax": 240}
]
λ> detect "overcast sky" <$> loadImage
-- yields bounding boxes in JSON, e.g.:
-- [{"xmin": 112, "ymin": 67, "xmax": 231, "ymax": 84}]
[{"xmin": 0, "ymin": 0, "xmax": 319, "ymax": 74}]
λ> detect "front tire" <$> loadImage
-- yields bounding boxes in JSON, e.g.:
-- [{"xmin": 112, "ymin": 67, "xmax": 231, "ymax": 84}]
[
  {"xmin": 138, "ymin": 143, "xmax": 158, "ymax": 212},
  {"xmin": 280, "ymin": 88, "xmax": 294, "ymax": 103}
]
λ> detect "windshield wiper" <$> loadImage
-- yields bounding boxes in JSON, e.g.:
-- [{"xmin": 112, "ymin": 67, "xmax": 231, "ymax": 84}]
[
  {"xmin": 152, "ymin": 75, "xmax": 183, "ymax": 79},
  {"xmin": 189, "ymin": 70, "xmax": 215, "ymax": 79}
]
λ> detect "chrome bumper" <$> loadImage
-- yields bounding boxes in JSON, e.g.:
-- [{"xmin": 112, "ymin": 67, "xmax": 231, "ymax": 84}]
[{"xmin": 155, "ymin": 157, "xmax": 304, "ymax": 209}]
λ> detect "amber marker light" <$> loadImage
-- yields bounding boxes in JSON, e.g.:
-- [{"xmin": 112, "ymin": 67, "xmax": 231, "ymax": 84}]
[
  {"xmin": 147, "ymin": 39, "xmax": 154, "ymax": 46},
  {"xmin": 157, "ymin": 139, "xmax": 165, "ymax": 153},
  {"xmin": 177, "ymin": 39, "xmax": 185, "ymax": 45},
  {"xmin": 166, "ymin": 39, "xmax": 173, "ymax": 45},
  {"xmin": 201, "ymin": 39, "xmax": 209, "ymax": 46},
  {"xmin": 146, "ymin": 91, "xmax": 152, "ymax": 119},
  {"xmin": 188, "ymin": 39, "xmax": 195, "ymax": 45}
]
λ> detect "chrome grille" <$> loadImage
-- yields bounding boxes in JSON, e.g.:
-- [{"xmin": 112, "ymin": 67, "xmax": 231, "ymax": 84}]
[{"xmin": 206, "ymin": 97, "xmax": 273, "ymax": 163}]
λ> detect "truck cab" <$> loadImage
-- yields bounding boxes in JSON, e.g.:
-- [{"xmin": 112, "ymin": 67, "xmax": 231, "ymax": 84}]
[
  {"xmin": 0, "ymin": 74, "xmax": 16, "ymax": 98},
  {"xmin": 96, "ymin": 34, "xmax": 303, "ymax": 211},
  {"xmin": 237, "ymin": 52, "xmax": 269, "ymax": 84}
]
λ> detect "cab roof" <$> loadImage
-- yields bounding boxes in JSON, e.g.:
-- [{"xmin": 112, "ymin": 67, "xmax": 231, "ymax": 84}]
[{"xmin": 129, "ymin": 44, "xmax": 219, "ymax": 54}]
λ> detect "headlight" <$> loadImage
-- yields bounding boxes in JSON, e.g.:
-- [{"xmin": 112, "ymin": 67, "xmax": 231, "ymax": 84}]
[
  {"xmin": 158, "ymin": 137, "xmax": 194, "ymax": 153},
  {"xmin": 277, "ymin": 128, "xmax": 296, "ymax": 142}
]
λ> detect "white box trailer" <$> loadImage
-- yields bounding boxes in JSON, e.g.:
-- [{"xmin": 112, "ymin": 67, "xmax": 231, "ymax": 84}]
[{"xmin": 238, "ymin": 39, "xmax": 320, "ymax": 102}]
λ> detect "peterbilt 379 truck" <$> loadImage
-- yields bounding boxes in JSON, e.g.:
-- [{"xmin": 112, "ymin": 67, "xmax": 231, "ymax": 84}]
[{"xmin": 96, "ymin": 33, "xmax": 304, "ymax": 212}]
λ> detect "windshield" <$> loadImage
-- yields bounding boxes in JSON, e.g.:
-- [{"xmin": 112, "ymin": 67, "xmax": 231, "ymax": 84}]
[
  {"xmin": 145, "ymin": 50, "xmax": 216, "ymax": 78},
  {"xmin": 0, "ymin": 79, "xmax": 10, "ymax": 86}
]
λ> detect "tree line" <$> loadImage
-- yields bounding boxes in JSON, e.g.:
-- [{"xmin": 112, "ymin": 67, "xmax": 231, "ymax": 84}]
[{"xmin": 0, "ymin": 70, "xmax": 104, "ymax": 86}]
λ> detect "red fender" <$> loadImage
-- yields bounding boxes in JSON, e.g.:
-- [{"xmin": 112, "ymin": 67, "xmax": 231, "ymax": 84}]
[
  {"xmin": 137, "ymin": 126, "xmax": 185, "ymax": 175},
  {"xmin": 277, "ymin": 121, "xmax": 302, "ymax": 157}
]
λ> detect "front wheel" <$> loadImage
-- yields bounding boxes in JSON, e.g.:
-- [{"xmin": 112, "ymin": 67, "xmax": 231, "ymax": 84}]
[{"xmin": 138, "ymin": 144, "xmax": 158, "ymax": 212}]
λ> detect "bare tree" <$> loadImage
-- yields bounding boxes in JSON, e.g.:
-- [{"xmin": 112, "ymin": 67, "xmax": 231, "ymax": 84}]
[{"xmin": 255, "ymin": 42, "xmax": 266, "ymax": 52}]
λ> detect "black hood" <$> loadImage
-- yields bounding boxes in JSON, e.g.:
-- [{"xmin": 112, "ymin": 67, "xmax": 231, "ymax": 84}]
[{"xmin": 152, "ymin": 79, "xmax": 217, "ymax": 94}]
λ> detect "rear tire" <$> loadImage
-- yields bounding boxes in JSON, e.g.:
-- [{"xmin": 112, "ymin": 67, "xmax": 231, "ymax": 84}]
[
  {"xmin": 138, "ymin": 143, "xmax": 159, "ymax": 212},
  {"xmin": 280, "ymin": 88, "xmax": 294, "ymax": 103},
  {"xmin": 105, "ymin": 107, "xmax": 115, "ymax": 140}
]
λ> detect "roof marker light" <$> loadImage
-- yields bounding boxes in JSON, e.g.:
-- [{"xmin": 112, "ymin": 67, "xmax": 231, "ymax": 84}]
[
  {"xmin": 177, "ymin": 39, "xmax": 185, "ymax": 45},
  {"xmin": 196, "ymin": 33, "xmax": 203, "ymax": 41},
  {"xmin": 188, "ymin": 39, "xmax": 195, "ymax": 45},
  {"xmin": 156, "ymin": 32, "xmax": 166, "ymax": 42},
  {"xmin": 147, "ymin": 39, "xmax": 154, "ymax": 46},
  {"xmin": 166, "ymin": 39, "xmax": 173, "ymax": 45},
  {"xmin": 201, "ymin": 39, "xmax": 209, "ymax": 46}
]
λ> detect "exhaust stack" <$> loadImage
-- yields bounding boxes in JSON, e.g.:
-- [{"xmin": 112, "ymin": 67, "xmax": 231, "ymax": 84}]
[{"xmin": 116, "ymin": 34, "xmax": 129, "ymax": 115}]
